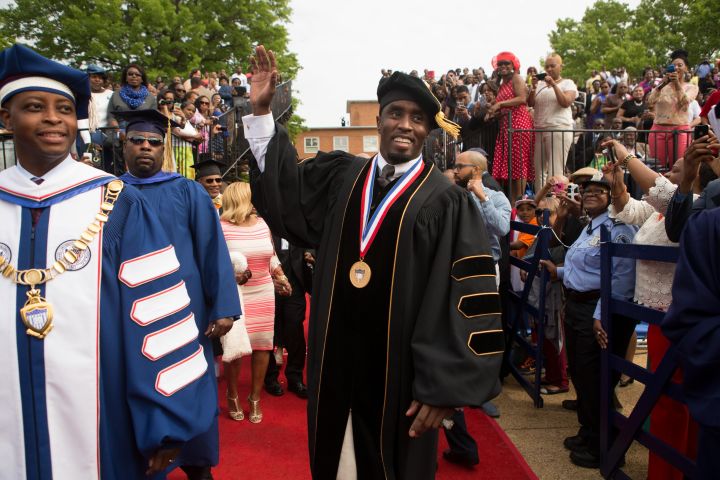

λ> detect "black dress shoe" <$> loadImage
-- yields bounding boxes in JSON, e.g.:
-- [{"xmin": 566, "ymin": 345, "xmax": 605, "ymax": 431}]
[
  {"xmin": 562, "ymin": 399, "xmax": 578, "ymax": 411},
  {"xmin": 442, "ymin": 449, "xmax": 479, "ymax": 468},
  {"xmin": 264, "ymin": 381, "xmax": 284, "ymax": 396},
  {"xmin": 563, "ymin": 434, "xmax": 588, "ymax": 452},
  {"xmin": 570, "ymin": 449, "xmax": 600, "ymax": 469},
  {"xmin": 288, "ymin": 381, "xmax": 308, "ymax": 399},
  {"xmin": 180, "ymin": 465, "xmax": 214, "ymax": 480}
]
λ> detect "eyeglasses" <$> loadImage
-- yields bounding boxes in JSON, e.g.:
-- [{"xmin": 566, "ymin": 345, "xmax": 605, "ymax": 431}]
[
  {"xmin": 452, "ymin": 163, "xmax": 474, "ymax": 171},
  {"xmin": 126, "ymin": 72, "xmax": 142, "ymax": 77},
  {"xmin": 203, "ymin": 178, "xmax": 222, "ymax": 184},
  {"xmin": 581, "ymin": 188, "xmax": 608, "ymax": 197},
  {"xmin": 127, "ymin": 135, "xmax": 163, "ymax": 147},
  {"xmin": 496, "ymin": 61, "xmax": 511, "ymax": 66}
]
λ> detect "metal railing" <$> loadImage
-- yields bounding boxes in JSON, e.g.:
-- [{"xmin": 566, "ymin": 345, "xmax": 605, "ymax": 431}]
[
  {"xmin": 423, "ymin": 110, "xmax": 694, "ymax": 199},
  {"xmin": 0, "ymin": 80, "xmax": 294, "ymax": 181}
]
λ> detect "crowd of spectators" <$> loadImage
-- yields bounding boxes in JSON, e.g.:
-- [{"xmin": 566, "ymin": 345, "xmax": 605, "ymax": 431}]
[
  {"xmin": 387, "ymin": 49, "xmax": 720, "ymax": 475},
  {"xmin": 400, "ymin": 49, "xmax": 720, "ymax": 202}
]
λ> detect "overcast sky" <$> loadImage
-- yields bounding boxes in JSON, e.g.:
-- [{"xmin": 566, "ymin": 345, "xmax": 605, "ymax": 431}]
[{"xmin": 287, "ymin": 0, "xmax": 639, "ymax": 127}]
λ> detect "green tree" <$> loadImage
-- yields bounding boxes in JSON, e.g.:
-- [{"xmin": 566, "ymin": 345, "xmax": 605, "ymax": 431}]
[
  {"xmin": 0, "ymin": 0, "xmax": 299, "ymax": 81},
  {"xmin": 549, "ymin": 0, "xmax": 720, "ymax": 84}
]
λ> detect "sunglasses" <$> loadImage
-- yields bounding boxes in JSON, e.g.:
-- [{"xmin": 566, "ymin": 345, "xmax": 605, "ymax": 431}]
[
  {"xmin": 452, "ymin": 163, "xmax": 474, "ymax": 171},
  {"xmin": 203, "ymin": 178, "xmax": 223, "ymax": 184},
  {"xmin": 126, "ymin": 72, "xmax": 142, "ymax": 77},
  {"xmin": 176, "ymin": 89, "xmax": 186, "ymax": 93},
  {"xmin": 199, "ymin": 101, "xmax": 210, "ymax": 105},
  {"xmin": 496, "ymin": 61, "xmax": 511, "ymax": 66},
  {"xmin": 127, "ymin": 135, "xmax": 163, "ymax": 147}
]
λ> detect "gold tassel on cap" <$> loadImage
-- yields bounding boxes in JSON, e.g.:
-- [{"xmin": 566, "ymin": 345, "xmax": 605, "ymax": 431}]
[
  {"xmin": 161, "ymin": 115, "xmax": 175, "ymax": 173},
  {"xmin": 435, "ymin": 111, "xmax": 461, "ymax": 139}
]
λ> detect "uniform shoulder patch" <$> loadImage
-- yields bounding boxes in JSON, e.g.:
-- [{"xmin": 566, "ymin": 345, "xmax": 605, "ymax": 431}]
[{"xmin": 614, "ymin": 234, "xmax": 631, "ymax": 244}]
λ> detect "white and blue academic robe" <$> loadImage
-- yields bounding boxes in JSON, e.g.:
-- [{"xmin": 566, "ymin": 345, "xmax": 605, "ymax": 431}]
[
  {"xmin": 0, "ymin": 158, "xmax": 216, "ymax": 480},
  {"xmin": 119, "ymin": 171, "xmax": 242, "ymax": 467}
]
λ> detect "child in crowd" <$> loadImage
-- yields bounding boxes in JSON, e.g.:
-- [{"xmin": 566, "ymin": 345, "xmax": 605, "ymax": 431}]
[{"xmin": 510, "ymin": 196, "xmax": 538, "ymax": 259}]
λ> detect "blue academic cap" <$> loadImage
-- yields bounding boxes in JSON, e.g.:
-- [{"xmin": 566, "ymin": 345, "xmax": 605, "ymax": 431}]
[
  {"xmin": 113, "ymin": 109, "xmax": 180, "ymax": 137},
  {"xmin": 0, "ymin": 44, "xmax": 91, "ymax": 129},
  {"xmin": 85, "ymin": 64, "xmax": 107, "ymax": 75}
]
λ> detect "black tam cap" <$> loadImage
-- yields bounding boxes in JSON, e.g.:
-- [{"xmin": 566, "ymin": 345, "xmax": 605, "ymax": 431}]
[
  {"xmin": 113, "ymin": 109, "xmax": 180, "ymax": 137},
  {"xmin": 191, "ymin": 159, "xmax": 224, "ymax": 179},
  {"xmin": 376, "ymin": 71, "xmax": 460, "ymax": 138}
]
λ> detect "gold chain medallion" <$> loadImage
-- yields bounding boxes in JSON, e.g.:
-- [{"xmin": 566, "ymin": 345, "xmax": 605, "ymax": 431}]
[{"xmin": 20, "ymin": 288, "xmax": 54, "ymax": 338}]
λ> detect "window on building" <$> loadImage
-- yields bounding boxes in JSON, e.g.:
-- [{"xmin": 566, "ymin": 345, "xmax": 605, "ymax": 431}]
[
  {"xmin": 304, "ymin": 137, "xmax": 319, "ymax": 154},
  {"xmin": 333, "ymin": 136, "xmax": 349, "ymax": 152},
  {"xmin": 363, "ymin": 135, "xmax": 378, "ymax": 153}
]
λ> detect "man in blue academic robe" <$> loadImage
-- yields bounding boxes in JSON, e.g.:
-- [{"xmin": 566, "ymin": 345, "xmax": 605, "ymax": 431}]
[
  {"xmin": 0, "ymin": 44, "xmax": 217, "ymax": 480},
  {"xmin": 116, "ymin": 109, "xmax": 242, "ymax": 480}
]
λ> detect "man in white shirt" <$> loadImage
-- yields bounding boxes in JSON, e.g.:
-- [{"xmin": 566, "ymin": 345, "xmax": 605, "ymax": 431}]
[
  {"xmin": 230, "ymin": 66, "xmax": 248, "ymax": 89},
  {"xmin": 86, "ymin": 65, "xmax": 114, "ymax": 167}
]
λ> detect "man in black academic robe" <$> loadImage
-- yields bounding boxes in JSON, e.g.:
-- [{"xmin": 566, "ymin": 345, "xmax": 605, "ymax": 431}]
[{"xmin": 243, "ymin": 46, "xmax": 503, "ymax": 479}]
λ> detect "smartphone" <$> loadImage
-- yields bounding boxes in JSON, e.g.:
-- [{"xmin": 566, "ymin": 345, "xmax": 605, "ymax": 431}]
[
  {"xmin": 604, "ymin": 147, "xmax": 616, "ymax": 164},
  {"xmin": 694, "ymin": 124, "xmax": 709, "ymax": 140},
  {"xmin": 536, "ymin": 72, "xmax": 547, "ymax": 81},
  {"xmin": 666, "ymin": 64, "xmax": 676, "ymax": 74},
  {"xmin": 566, "ymin": 183, "xmax": 579, "ymax": 198}
]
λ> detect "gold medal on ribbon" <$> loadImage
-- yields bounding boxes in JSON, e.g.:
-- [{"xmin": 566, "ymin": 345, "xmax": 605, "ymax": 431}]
[
  {"xmin": 20, "ymin": 288, "xmax": 54, "ymax": 339},
  {"xmin": 349, "ymin": 260, "xmax": 372, "ymax": 289},
  {"xmin": 353, "ymin": 156, "xmax": 424, "ymax": 289}
]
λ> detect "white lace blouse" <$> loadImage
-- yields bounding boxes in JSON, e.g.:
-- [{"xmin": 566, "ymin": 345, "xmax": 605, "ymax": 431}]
[{"xmin": 609, "ymin": 176, "xmax": 684, "ymax": 311}]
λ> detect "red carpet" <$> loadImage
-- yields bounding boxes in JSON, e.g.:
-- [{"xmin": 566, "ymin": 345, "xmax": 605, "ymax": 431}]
[{"xmin": 168, "ymin": 356, "xmax": 537, "ymax": 480}]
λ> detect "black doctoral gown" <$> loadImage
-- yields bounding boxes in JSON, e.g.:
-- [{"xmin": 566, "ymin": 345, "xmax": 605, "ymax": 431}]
[{"xmin": 250, "ymin": 123, "xmax": 503, "ymax": 479}]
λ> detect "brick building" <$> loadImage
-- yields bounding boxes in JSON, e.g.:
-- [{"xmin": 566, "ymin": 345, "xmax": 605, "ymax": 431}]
[{"xmin": 294, "ymin": 100, "xmax": 380, "ymax": 160}]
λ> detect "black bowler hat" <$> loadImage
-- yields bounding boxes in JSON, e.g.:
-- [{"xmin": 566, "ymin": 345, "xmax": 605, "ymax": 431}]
[
  {"xmin": 191, "ymin": 159, "xmax": 225, "ymax": 179},
  {"xmin": 377, "ymin": 71, "xmax": 460, "ymax": 138}
]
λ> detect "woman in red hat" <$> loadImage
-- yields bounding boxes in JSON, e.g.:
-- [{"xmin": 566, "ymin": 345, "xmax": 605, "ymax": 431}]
[{"xmin": 488, "ymin": 51, "xmax": 535, "ymax": 200}]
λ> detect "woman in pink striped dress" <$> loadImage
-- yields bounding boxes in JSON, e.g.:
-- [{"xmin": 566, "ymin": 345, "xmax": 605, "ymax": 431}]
[{"xmin": 220, "ymin": 182, "xmax": 290, "ymax": 423}]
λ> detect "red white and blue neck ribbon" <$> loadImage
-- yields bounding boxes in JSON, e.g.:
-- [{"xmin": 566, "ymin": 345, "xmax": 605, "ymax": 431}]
[{"xmin": 359, "ymin": 155, "xmax": 424, "ymax": 259}]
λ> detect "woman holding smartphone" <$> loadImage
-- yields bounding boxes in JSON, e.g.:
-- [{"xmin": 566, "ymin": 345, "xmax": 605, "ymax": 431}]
[
  {"xmin": 528, "ymin": 53, "xmax": 578, "ymax": 192},
  {"xmin": 646, "ymin": 49, "xmax": 698, "ymax": 169}
]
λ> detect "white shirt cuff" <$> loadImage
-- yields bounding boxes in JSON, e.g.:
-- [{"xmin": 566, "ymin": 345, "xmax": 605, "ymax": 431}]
[
  {"xmin": 242, "ymin": 113, "xmax": 276, "ymax": 172},
  {"xmin": 243, "ymin": 112, "xmax": 275, "ymax": 139}
]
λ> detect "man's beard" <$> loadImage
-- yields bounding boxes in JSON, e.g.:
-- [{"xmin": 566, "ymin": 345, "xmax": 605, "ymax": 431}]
[
  {"xmin": 455, "ymin": 175, "xmax": 470, "ymax": 188},
  {"xmin": 386, "ymin": 152, "xmax": 414, "ymax": 165}
]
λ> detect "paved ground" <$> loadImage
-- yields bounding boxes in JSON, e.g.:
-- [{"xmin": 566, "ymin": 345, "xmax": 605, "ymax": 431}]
[{"xmin": 493, "ymin": 349, "xmax": 649, "ymax": 479}]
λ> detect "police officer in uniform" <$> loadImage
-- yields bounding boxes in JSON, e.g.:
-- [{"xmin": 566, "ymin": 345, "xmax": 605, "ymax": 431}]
[{"xmin": 540, "ymin": 172, "xmax": 637, "ymax": 469}]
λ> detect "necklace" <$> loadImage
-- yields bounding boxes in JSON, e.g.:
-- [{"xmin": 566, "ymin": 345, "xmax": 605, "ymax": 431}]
[{"xmin": 0, "ymin": 179, "xmax": 124, "ymax": 339}]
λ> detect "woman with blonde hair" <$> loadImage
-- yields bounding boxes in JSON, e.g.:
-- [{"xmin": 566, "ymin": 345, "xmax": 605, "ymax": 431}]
[{"xmin": 220, "ymin": 182, "xmax": 291, "ymax": 423}]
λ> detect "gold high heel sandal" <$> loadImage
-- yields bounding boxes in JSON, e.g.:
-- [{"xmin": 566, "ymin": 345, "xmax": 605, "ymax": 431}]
[
  {"xmin": 227, "ymin": 395, "xmax": 244, "ymax": 421},
  {"xmin": 248, "ymin": 395, "xmax": 263, "ymax": 423}
]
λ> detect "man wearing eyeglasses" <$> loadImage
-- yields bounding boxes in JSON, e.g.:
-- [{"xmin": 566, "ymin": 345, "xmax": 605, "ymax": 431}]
[
  {"xmin": 116, "ymin": 109, "xmax": 241, "ymax": 480},
  {"xmin": 442, "ymin": 149, "xmax": 510, "ymax": 467},
  {"xmin": 192, "ymin": 159, "xmax": 226, "ymax": 210}
]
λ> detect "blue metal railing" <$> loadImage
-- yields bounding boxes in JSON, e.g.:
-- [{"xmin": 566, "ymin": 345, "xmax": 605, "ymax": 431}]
[
  {"xmin": 598, "ymin": 225, "xmax": 694, "ymax": 479},
  {"xmin": 504, "ymin": 211, "xmax": 551, "ymax": 408}
]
